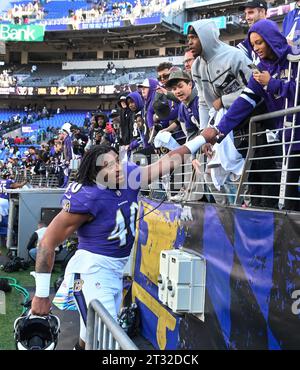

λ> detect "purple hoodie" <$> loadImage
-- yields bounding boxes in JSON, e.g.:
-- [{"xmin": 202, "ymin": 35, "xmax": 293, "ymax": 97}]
[
  {"xmin": 217, "ymin": 19, "xmax": 300, "ymax": 151},
  {"xmin": 143, "ymin": 78, "xmax": 159, "ymax": 129},
  {"xmin": 126, "ymin": 91, "xmax": 144, "ymax": 113}
]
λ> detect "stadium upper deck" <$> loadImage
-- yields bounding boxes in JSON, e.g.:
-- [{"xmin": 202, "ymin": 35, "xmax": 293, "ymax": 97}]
[
  {"xmin": 0, "ymin": 0, "xmax": 178, "ymax": 29},
  {"xmin": 0, "ymin": 0, "xmax": 294, "ymax": 99}
]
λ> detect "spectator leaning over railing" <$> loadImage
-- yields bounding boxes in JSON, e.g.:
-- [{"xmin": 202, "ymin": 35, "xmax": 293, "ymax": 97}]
[
  {"xmin": 164, "ymin": 69, "xmax": 205, "ymax": 202},
  {"xmin": 201, "ymin": 19, "xmax": 300, "ymax": 211},
  {"xmin": 188, "ymin": 19, "xmax": 252, "ymax": 127},
  {"xmin": 164, "ymin": 70, "xmax": 200, "ymax": 142},
  {"xmin": 187, "ymin": 19, "xmax": 252, "ymax": 205},
  {"xmin": 153, "ymin": 63, "xmax": 184, "ymax": 144}
]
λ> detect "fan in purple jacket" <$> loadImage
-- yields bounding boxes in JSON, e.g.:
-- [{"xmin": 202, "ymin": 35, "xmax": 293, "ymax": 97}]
[
  {"xmin": 126, "ymin": 91, "xmax": 152, "ymax": 153},
  {"xmin": 137, "ymin": 78, "xmax": 159, "ymax": 130},
  {"xmin": 126, "ymin": 91, "xmax": 144, "ymax": 114},
  {"xmin": 202, "ymin": 19, "xmax": 300, "ymax": 210},
  {"xmin": 128, "ymin": 113, "xmax": 152, "ymax": 153}
]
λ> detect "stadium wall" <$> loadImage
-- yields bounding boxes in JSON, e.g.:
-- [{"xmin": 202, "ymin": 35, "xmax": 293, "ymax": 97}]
[
  {"xmin": 0, "ymin": 99, "xmax": 114, "ymax": 110},
  {"xmin": 62, "ymin": 56, "xmax": 184, "ymax": 70},
  {"xmin": 16, "ymin": 190, "xmax": 65, "ymax": 259}
]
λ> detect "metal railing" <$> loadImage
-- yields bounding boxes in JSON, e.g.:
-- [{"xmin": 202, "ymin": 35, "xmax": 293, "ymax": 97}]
[
  {"xmin": 137, "ymin": 106, "xmax": 300, "ymax": 212},
  {"xmin": 235, "ymin": 105, "xmax": 300, "ymax": 209},
  {"xmin": 86, "ymin": 299, "xmax": 138, "ymax": 350}
]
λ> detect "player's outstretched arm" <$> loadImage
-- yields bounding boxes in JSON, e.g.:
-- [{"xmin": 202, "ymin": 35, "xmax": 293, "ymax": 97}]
[
  {"xmin": 140, "ymin": 134, "xmax": 207, "ymax": 186},
  {"xmin": 31, "ymin": 210, "xmax": 92, "ymax": 316}
]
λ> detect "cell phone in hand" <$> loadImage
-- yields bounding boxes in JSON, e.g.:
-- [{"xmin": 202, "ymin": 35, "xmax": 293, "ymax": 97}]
[{"xmin": 248, "ymin": 63, "xmax": 261, "ymax": 74}]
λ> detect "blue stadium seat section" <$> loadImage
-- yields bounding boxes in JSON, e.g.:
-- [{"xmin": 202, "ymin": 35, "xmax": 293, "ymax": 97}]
[
  {"xmin": 43, "ymin": 0, "xmax": 90, "ymax": 19},
  {"xmin": 0, "ymin": 109, "xmax": 94, "ymax": 159},
  {"xmin": 0, "ymin": 0, "xmax": 175, "ymax": 21},
  {"xmin": 17, "ymin": 65, "xmax": 158, "ymax": 88},
  {"xmin": 0, "ymin": 109, "xmax": 27, "ymax": 121},
  {"xmin": 36, "ymin": 111, "xmax": 87, "ymax": 130}
]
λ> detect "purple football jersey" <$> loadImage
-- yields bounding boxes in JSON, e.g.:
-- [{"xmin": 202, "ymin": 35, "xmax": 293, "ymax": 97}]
[
  {"xmin": 0, "ymin": 179, "xmax": 13, "ymax": 199},
  {"xmin": 61, "ymin": 162, "xmax": 141, "ymax": 258}
]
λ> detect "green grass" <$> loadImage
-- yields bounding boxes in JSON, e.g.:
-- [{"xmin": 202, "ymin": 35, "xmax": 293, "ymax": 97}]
[
  {"xmin": 0, "ymin": 246, "xmax": 62, "ymax": 350},
  {"xmin": 0, "ymin": 288, "xmax": 25, "ymax": 350}
]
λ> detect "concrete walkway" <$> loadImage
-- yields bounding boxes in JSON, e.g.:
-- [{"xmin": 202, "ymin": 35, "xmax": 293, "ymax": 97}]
[
  {"xmin": 25, "ymin": 288, "xmax": 79, "ymax": 350},
  {"xmin": 49, "ymin": 290, "xmax": 80, "ymax": 350}
]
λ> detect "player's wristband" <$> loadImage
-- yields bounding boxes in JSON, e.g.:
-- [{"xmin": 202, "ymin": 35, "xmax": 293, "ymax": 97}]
[
  {"xmin": 33, "ymin": 272, "xmax": 51, "ymax": 298},
  {"xmin": 184, "ymin": 135, "xmax": 207, "ymax": 154}
]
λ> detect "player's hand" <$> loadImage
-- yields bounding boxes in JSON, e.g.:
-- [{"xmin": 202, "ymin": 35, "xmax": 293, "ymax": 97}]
[
  {"xmin": 252, "ymin": 71, "xmax": 271, "ymax": 86},
  {"xmin": 31, "ymin": 296, "xmax": 51, "ymax": 316},
  {"xmin": 201, "ymin": 127, "xmax": 219, "ymax": 144},
  {"xmin": 202, "ymin": 143, "xmax": 213, "ymax": 158}
]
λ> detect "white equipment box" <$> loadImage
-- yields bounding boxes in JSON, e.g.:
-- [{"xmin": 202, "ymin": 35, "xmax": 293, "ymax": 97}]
[
  {"xmin": 158, "ymin": 250, "xmax": 179, "ymax": 305},
  {"xmin": 158, "ymin": 249, "xmax": 206, "ymax": 315}
]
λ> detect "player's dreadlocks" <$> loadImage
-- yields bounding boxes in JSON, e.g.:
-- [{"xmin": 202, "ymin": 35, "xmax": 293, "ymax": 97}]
[{"xmin": 76, "ymin": 145, "xmax": 118, "ymax": 185}]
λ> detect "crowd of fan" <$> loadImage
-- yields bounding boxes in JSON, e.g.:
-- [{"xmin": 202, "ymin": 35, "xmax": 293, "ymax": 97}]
[
  {"xmin": 0, "ymin": 69, "xmax": 17, "ymax": 88},
  {"xmin": 2, "ymin": 1, "xmax": 44, "ymax": 24},
  {"xmin": 70, "ymin": 1, "xmax": 134, "ymax": 23},
  {"xmin": 0, "ymin": 1, "xmax": 299, "ymax": 211},
  {"xmin": 69, "ymin": 0, "xmax": 170, "ymax": 26},
  {"xmin": 0, "ymin": 108, "xmax": 124, "ymax": 187},
  {"xmin": 0, "ymin": 131, "xmax": 77, "ymax": 188},
  {"xmin": 0, "ymin": 0, "xmax": 171, "ymax": 25},
  {"xmin": 0, "ymin": 105, "xmax": 57, "ymax": 136},
  {"xmin": 0, "ymin": 0, "xmax": 289, "ymax": 26},
  {"xmin": 74, "ymin": 0, "xmax": 299, "ymax": 212}
]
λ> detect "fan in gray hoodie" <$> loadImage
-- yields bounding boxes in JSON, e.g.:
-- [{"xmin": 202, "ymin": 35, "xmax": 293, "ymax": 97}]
[
  {"xmin": 187, "ymin": 19, "xmax": 253, "ymax": 205},
  {"xmin": 188, "ymin": 19, "xmax": 253, "ymax": 130}
]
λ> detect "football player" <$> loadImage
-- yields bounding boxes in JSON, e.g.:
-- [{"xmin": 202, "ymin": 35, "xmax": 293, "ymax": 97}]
[{"xmin": 31, "ymin": 136, "xmax": 207, "ymax": 349}]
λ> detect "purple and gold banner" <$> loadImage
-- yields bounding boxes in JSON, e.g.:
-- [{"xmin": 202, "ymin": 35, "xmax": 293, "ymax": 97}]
[{"xmin": 133, "ymin": 199, "xmax": 300, "ymax": 349}]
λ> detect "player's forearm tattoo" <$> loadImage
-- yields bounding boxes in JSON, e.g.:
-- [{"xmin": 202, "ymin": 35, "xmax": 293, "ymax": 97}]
[{"xmin": 36, "ymin": 247, "xmax": 55, "ymax": 273}]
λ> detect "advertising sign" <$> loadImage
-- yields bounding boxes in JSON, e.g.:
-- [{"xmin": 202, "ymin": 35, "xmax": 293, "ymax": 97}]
[{"xmin": 0, "ymin": 24, "xmax": 45, "ymax": 42}]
